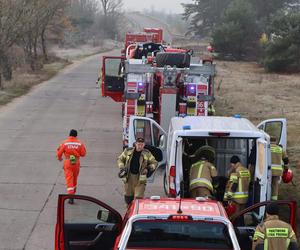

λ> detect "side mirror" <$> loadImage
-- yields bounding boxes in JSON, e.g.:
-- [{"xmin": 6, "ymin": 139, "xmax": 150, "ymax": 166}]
[
  {"xmin": 97, "ymin": 209, "xmax": 110, "ymax": 222},
  {"xmin": 159, "ymin": 134, "xmax": 166, "ymax": 149}
]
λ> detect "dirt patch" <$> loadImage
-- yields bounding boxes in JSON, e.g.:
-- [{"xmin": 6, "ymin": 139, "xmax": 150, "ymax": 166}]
[{"xmin": 215, "ymin": 60, "xmax": 300, "ymax": 233}]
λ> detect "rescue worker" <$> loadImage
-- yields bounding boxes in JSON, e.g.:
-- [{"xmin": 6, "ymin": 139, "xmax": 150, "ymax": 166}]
[
  {"xmin": 117, "ymin": 138, "xmax": 157, "ymax": 205},
  {"xmin": 224, "ymin": 156, "xmax": 250, "ymax": 217},
  {"xmin": 252, "ymin": 202, "xmax": 298, "ymax": 250},
  {"xmin": 270, "ymin": 136, "xmax": 289, "ymax": 200},
  {"xmin": 189, "ymin": 146, "xmax": 218, "ymax": 198},
  {"xmin": 57, "ymin": 129, "xmax": 86, "ymax": 204},
  {"xmin": 207, "ymin": 103, "xmax": 216, "ymax": 116}
]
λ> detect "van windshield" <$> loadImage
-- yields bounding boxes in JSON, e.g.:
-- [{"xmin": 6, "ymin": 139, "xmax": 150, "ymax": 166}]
[{"xmin": 127, "ymin": 220, "xmax": 233, "ymax": 249}]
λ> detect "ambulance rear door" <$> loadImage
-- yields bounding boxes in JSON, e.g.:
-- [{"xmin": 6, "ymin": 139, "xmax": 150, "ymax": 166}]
[
  {"xmin": 253, "ymin": 138, "xmax": 270, "ymax": 204},
  {"xmin": 128, "ymin": 116, "xmax": 167, "ymax": 182},
  {"xmin": 257, "ymin": 118, "xmax": 287, "ymax": 150}
]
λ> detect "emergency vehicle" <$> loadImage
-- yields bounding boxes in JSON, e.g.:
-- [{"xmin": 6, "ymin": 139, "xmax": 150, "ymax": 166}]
[
  {"xmin": 126, "ymin": 116, "xmax": 289, "ymax": 203},
  {"xmin": 55, "ymin": 195, "xmax": 296, "ymax": 250},
  {"xmin": 101, "ymin": 28, "xmax": 216, "ymax": 147}
]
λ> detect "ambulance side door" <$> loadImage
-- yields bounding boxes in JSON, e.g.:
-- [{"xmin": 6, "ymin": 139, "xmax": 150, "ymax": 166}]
[
  {"xmin": 102, "ymin": 56, "xmax": 125, "ymax": 102},
  {"xmin": 257, "ymin": 118, "xmax": 287, "ymax": 150},
  {"xmin": 128, "ymin": 116, "xmax": 167, "ymax": 182},
  {"xmin": 55, "ymin": 195, "xmax": 122, "ymax": 250},
  {"xmin": 231, "ymin": 200, "xmax": 297, "ymax": 250}
]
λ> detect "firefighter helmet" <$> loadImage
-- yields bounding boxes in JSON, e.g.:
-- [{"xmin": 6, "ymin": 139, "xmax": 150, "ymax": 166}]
[
  {"xmin": 194, "ymin": 145, "xmax": 215, "ymax": 163},
  {"xmin": 282, "ymin": 168, "xmax": 293, "ymax": 183}
]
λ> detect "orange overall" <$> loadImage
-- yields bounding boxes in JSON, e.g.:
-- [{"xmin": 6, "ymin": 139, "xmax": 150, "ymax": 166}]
[{"xmin": 57, "ymin": 136, "xmax": 86, "ymax": 194}]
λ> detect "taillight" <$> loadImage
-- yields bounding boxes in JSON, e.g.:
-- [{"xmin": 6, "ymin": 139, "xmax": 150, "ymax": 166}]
[
  {"xmin": 168, "ymin": 215, "xmax": 192, "ymax": 220},
  {"xmin": 169, "ymin": 165, "xmax": 176, "ymax": 197}
]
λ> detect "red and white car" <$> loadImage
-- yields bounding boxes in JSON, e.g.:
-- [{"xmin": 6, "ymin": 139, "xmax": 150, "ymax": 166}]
[{"xmin": 55, "ymin": 195, "xmax": 296, "ymax": 250}]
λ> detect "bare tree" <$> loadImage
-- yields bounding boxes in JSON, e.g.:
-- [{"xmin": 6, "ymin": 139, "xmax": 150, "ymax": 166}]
[
  {"xmin": 98, "ymin": 0, "xmax": 123, "ymax": 39},
  {"xmin": 100, "ymin": 0, "xmax": 123, "ymax": 16},
  {"xmin": 22, "ymin": 0, "xmax": 70, "ymax": 70},
  {"xmin": 0, "ymin": 0, "xmax": 30, "ymax": 85}
]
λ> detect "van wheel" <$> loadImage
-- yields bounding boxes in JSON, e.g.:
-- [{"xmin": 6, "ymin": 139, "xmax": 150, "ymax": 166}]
[{"xmin": 163, "ymin": 172, "xmax": 168, "ymax": 196}]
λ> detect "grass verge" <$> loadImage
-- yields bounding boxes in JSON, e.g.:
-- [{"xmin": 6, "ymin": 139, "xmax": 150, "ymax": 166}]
[
  {"xmin": 0, "ymin": 59, "xmax": 71, "ymax": 106},
  {"xmin": 214, "ymin": 60, "xmax": 300, "ymax": 236}
]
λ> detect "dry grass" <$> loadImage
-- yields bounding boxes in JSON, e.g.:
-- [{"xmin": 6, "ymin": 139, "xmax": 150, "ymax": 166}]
[
  {"xmin": 214, "ymin": 60, "xmax": 300, "ymax": 234},
  {"xmin": 0, "ymin": 60, "xmax": 70, "ymax": 106}
]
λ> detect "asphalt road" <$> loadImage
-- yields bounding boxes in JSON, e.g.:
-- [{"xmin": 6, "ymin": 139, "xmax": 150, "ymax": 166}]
[{"xmin": 0, "ymin": 51, "xmax": 164, "ymax": 250}]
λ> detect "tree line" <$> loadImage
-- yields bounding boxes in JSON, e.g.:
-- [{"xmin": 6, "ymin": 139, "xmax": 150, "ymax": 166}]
[
  {"xmin": 183, "ymin": 0, "xmax": 300, "ymax": 72},
  {"xmin": 0, "ymin": 0, "xmax": 123, "ymax": 88}
]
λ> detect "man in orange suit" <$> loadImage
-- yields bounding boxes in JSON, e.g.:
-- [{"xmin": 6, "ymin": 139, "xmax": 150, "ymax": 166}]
[{"xmin": 57, "ymin": 129, "xmax": 86, "ymax": 204}]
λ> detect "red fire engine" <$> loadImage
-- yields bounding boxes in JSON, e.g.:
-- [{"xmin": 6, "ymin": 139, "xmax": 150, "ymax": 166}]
[
  {"xmin": 101, "ymin": 28, "xmax": 216, "ymax": 147},
  {"xmin": 55, "ymin": 195, "xmax": 297, "ymax": 250}
]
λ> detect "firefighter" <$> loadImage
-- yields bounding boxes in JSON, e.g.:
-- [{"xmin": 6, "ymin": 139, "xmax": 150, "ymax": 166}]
[
  {"xmin": 224, "ymin": 156, "xmax": 250, "ymax": 217},
  {"xmin": 270, "ymin": 136, "xmax": 289, "ymax": 201},
  {"xmin": 57, "ymin": 129, "xmax": 86, "ymax": 204},
  {"xmin": 117, "ymin": 138, "xmax": 157, "ymax": 205},
  {"xmin": 189, "ymin": 146, "xmax": 218, "ymax": 198},
  {"xmin": 207, "ymin": 103, "xmax": 216, "ymax": 116},
  {"xmin": 252, "ymin": 202, "xmax": 298, "ymax": 250}
]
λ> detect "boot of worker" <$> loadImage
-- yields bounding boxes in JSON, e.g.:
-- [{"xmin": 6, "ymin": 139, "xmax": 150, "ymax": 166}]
[{"xmin": 68, "ymin": 198, "xmax": 74, "ymax": 205}]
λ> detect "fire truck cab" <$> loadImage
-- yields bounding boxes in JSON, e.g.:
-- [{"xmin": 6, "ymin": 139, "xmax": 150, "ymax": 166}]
[{"xmin": 55, "ymin": 195, "xmax": 296, "ymax": 250}]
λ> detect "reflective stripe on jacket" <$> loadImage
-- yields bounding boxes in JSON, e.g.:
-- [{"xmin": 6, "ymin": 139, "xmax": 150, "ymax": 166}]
[
  {"xmin": 117, "ymin": 148, "xmax": 157, "ymax": 179},
  {"xmin": 56, "ymin": 136, "xmax": 86, "ymax": 163},
  {"xmin": 224, "ymin": 163, "xmax": 250, "ymax": 204},
  {"xmin": 189, "ymin": 160, "xmax": 217, "ymax": 192},
  {"xmin": 252, "ymin": 215, "xmax": 298, "ymax": 250},
  {"xmin": 270, "ymin": 144, "xmax": 286, "ymax": 176}
]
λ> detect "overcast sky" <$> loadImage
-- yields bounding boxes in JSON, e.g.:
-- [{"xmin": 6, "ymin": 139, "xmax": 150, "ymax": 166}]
[{"xmin": 123, "ymin": 0, "xmax": 193, "ymax": 14}]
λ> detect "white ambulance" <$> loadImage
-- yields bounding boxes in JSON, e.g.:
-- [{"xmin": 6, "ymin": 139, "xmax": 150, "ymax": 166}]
[{"xmin": 127, "ymin": 115, "xmax": 287, "ymax": 205}]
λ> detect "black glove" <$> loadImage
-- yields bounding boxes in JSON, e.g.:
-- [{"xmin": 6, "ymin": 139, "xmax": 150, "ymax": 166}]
[
  {"xmin": 118, "ymin": 169, "xmax": 127, "ymax": 178},
  {"xmin": 146, "ymin": 169, "xmax": 154, "ymax": 178}
]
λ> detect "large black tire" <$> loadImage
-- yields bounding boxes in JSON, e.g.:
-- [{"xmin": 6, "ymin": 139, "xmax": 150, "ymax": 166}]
[{"xmin": 156, "ymin": 52, "xmax": 191, "ymax": 68}]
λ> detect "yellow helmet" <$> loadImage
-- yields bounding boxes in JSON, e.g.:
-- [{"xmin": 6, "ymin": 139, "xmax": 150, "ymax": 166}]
[{"xmin": 194, "ymin": 145, "xmax": 215, "ymax": 163}]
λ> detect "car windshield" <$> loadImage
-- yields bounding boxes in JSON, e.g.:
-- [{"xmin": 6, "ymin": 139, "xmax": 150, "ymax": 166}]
[{"xmin": 127, "ymin": 220, "xmax": 233, "ymax": 249}]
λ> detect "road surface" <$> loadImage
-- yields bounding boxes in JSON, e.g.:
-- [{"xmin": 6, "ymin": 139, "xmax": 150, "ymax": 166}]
[{"xmin": 0, "ymin": 51, "xmax": 164, "ymax": 250}]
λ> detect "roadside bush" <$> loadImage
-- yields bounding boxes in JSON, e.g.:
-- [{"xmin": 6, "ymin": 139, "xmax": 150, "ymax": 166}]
[
  {"xmin": 262, "ymin": 12, "xmax": 300, "ymax": 72},
  {"xmin": 212, "ymin": 0, "xmax": 259, "ymax": 60}
]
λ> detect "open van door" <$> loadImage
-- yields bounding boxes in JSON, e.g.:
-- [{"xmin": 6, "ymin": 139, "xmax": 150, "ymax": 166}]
[
  {"xmin": 253, "ymin": 139, "xmax": 270, "ymax": 204},
  {"xmin": 257, "ymin": 118, "xmax": 287, "ymax": 150},
  {"xmin": 55, "ymin": 195, "xmax": 122, "ymax": 250},
  {"xmin": 231, "ymin": 200, "xmax": 297, "ymax": 250},
  {"xmin": 101, "ymin": 56, "xmax": 125, "ymax": 102},
  {"xmin": 128, "ymin": 116, "xmax": 167, "ymax": 182}
]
